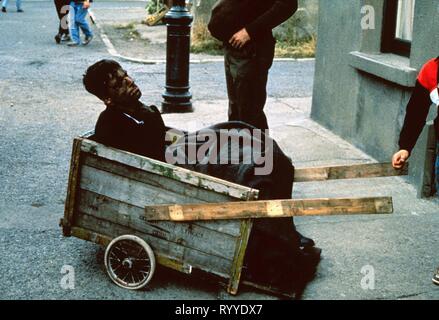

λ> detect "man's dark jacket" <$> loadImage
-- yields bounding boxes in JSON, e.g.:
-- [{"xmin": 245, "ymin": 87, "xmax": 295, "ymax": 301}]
[
  {"xmin": 166, "ymin": 121, "xmax": 317, "ymax": 293},
  {"xmin": 94, "ymin": 102, "xmax": 166, "ymax": 162},
  {"xmin": 208, "ymin": 0, "xmax": 298, "ymax": 42}
]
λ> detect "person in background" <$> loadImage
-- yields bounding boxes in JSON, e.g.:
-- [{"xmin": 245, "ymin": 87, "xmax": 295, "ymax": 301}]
[
  {"xmin": 391, "ymin": 56, "xmax": 439, "ymax": 286},
  {"xmin": 208, "ymin": 0, "xmax": 298, "ymax": 130},
  {"xmin": 2, "ymin": 0, "xmax": 23, "ymax": 12},
  {"xmin": 54, "ymin": 0, "xmax": 71, "ymax": 44},
  {"xmin": 67, "ymin": 0, "xmax": 93, "ymax": 46}
]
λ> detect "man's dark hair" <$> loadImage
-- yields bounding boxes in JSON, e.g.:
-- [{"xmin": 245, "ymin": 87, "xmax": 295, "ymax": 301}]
[{"xmin": 83, "ymin": 59, "xmax": 122, "ymax": 100}]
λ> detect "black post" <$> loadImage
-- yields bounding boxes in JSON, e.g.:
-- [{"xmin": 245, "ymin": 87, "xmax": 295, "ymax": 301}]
[{"xmin": 162, "ymin": 0, "xmax": 193, "ymax": 113}]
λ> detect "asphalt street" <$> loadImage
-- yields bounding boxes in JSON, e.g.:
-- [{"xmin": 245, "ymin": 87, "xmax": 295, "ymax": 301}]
[{"xmin": 0, "ymin": 0, "xmax": 438, "ymax": 301}]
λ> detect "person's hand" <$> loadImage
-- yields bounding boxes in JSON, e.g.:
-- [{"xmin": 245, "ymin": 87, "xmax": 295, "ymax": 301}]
[
  {"xmin": 392, "ymin": 150, "xmax": 410, "ymax": 169},
  {"xmin": 229, "ymin": 28, "xmax": 251, "ymax": 49},
  {"xmin": 83, "ymin": 0, "xmax": 90, "ymax": 9}
]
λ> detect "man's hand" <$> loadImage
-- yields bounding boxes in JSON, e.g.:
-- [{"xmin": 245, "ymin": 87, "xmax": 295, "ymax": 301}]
[
  {"xmin": 83, "ymin": 0, "xmax": 90, "ymax": 9},
  {"xmin": 229, "ymin": 28, "xmax": 251, "ymax": 49},
  {"xmin": 392, "ymin": 150, "xmax": 410, "ymax": 169}
]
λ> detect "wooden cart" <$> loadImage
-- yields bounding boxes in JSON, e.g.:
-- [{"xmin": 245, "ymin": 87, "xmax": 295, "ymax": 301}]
[{"xmin": 60, "ymin": 131, "xmax": 400, "ymax": 296}]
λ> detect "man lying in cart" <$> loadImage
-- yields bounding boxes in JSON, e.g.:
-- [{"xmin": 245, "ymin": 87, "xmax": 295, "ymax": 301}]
[{"xmin": 82, "ymin": 59, "xmax": 321, "ymax": 297}]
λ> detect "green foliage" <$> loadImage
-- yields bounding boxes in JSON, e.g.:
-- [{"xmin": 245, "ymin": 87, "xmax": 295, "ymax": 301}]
[
  {"xmin": 191, "ymin": 38, "xmax": 223, "ymax": 55},
  {"xmin": 146, "ymin": 0, "xmax": 166, "ymax": 15},
  {"xmin": 275, "ymin": 36, "xmax": 316, "ymax": 58},
  {"xmin": 190, "ymin": 20, "xmax": 224, "ymax": 55}
]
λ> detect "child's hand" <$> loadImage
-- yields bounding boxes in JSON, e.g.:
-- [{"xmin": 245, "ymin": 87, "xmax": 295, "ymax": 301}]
[{"xmin": 392, "ymin": 150, "xmax": 410, "ymax": 169}]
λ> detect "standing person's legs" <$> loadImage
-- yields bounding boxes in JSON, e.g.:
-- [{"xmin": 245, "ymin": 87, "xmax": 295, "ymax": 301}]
[
  {"xmin": 59, "ymin": 1, "xmax": 70, "ymax": 36},
  {"xmin": 224, "ymin": 39, "xmax": 274, "ymax": 130},
  {"xmin": 2, "ymin": 0, "xmax": 8, "ymax": 10},
  {"xmin": 16, "ymin": 0, "xmax": 22, "ymax": 11},
  {"xmin": 55, "ymin": 0, "xmax": 69, "ymax": 35},
  {"xmin": 224, "ymin": 46, "xmax": 253, "ymax": 125},
  {"xmin": 250, "ymin": 38, "xmax": 275, "ymax": 130},
  {"xmin": 75, "ymin": 5, "xmax": 93, "ymax": 39},
  {"xmin": 54, "ymin": 0, "xmax": 63, "ymax": 19},
  {"xmin": 69, "ymin": 2, "xmax": 81, "ymax": 44},
  {"xmin": 225, "ymin": 44, "xmax": 268, "ymax": 129}
]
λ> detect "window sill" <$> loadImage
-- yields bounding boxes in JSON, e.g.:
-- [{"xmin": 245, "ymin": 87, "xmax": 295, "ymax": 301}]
[{"xmin": 348, "ymin": 51, "xmax": 418, "ymax": 87}]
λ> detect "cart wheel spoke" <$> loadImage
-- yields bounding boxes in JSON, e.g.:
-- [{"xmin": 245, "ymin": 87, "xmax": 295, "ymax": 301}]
[{"xmin": 104, "ymin": 235, "xmax": 156, "ymax": 290}]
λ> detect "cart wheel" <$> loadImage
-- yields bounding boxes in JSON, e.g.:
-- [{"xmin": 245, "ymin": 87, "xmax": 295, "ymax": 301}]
[{"xmin": 104, "ymin": 235, "xmax": 156, "ymax": 290}]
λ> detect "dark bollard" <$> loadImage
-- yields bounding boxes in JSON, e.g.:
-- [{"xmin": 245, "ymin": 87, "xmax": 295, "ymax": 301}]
[{"xmin": 162, "ymin": 0, "xmax": 193, "ymax": 113}]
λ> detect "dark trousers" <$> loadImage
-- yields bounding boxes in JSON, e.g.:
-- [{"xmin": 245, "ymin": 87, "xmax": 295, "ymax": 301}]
[
  {"xmin": 224, "ymin": 37, "xmax": 276, "ymax": 130},
  {"xmin": 54, "ymin": 0, "xmax": 70, "ymax": 35}
]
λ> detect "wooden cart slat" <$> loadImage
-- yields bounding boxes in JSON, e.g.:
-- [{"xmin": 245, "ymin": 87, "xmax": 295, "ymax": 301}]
[
  {"xmin": 143, "ymin": 197, "xmax": 393, "ymax": 221},
  {"xmin": 77, "ymin": 190, "xmax": 239, "ymax": 260},
  {"xmin": 81, "ymin": 154, "xmax": 244, "ymax": 236},
  {"xmin": 75, "ymin": 212, "xmax": 235, "ymax": 278},
  {"xmin": 84, "ymin": 154, "xmax": 249, "ymax": 208},
  {"xmin": 294, "ymin": 162, "xmax": 408, "ymax": 182},
  {"xmin": 80, "ymin": 139, "xmax": 259, "ymax": 200}
]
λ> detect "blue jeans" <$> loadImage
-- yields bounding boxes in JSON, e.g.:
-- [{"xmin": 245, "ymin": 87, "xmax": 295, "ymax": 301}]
[
  {"xmin": 2, "ymin": 0, "xmax": 22, "ymax": 10},
  {"xmin": 69, "ymin": 2, "xmax": 92, "ymax": 44}
]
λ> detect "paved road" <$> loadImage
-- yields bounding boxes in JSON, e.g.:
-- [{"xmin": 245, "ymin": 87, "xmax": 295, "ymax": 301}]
[{"xmin": 0, "ymin": 0, "xmax": 314, "ymax": 300}]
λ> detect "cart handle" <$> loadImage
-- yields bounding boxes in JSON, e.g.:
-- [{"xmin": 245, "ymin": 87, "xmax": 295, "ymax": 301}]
[
  {"xmin": 143, "ymin": 196, "xmax": 393, "ymax": 222},
  {"xmin": 294, "ymin": 162, "xmax": 408, "ymax": 182}
]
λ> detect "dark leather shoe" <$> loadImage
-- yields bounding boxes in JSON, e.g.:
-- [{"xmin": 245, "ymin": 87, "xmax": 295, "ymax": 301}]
[
  {"xmin": 83, "ymin": 35, "xmax": 93, "ymax": 46},
  {"xmin": 54, "ymin": 34, "xmax": 61, "ymax": 44},
  {"xmin": 297, "ymin": 231, "xmax": 315, "ymax": 248},
  {"xmin": 61, "ymin": 34, "xmax": 71, "ymax": 42}
]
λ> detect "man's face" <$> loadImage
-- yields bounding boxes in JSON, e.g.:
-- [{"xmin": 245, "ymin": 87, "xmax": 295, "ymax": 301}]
[{"xmin": 106, "ymin": 67, "xmax": 142, "ymax": 106}]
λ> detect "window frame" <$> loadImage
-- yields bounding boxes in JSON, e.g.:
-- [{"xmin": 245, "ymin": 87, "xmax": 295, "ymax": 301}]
[{"xmin": 381, "ymin": 0, "xmax": 413, "ymax": 57}]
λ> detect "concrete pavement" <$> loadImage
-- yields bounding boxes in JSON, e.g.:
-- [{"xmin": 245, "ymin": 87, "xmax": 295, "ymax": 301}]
[{"xmin": 0, "ymin": 0, "xmax": 438, "ymax": 300}]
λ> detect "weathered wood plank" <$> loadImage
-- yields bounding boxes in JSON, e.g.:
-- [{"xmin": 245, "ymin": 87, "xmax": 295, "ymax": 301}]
[
  {"xmin": 62, "ymin": 138, "xmax": 83, "ymax": 236},
  {"xmin": 143, "ymin": 197, "xmax": 394, "ymax": 221},
  {"xmin": 83, "ymin": 153, "xmax": 247, "ymax": 237},
  {"xmin": 70, "ymin": 227, "xmax": 193, "ymax": 274},
  {"xmin": 80, "ymin": 164, "xmax": 192, "ymax": 206},
  {"xmin": 80, "ymin": 139, "xmax": 259, "ymax": 201},
  {"xmin": 294, "ymin": 162, "xmax": 408, "ymax": 182},
  {"xmin": 84, "ymin": 154, "xmax": 245, "ymax": 204},
  {"xmin": 81, "ymin": 130, "xmax": 95, "ymax": 139},
  {"xmin": 75, "ymin": 213, "xmax": 233, "ymax": 278},
  {"xmin": 77, "ymin": 189, "xmax": 238, "ymax": 260},
  {"xmin": 79, "ymin": 164, "xmax": 243, "ymax": 237},
  {"xmin": 227, "ymin": 219, "xmax": 252, "ymax": 295},
  {"xmin": 83, "ymin": 153, "xmax": 249, "ymax": 236}
]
